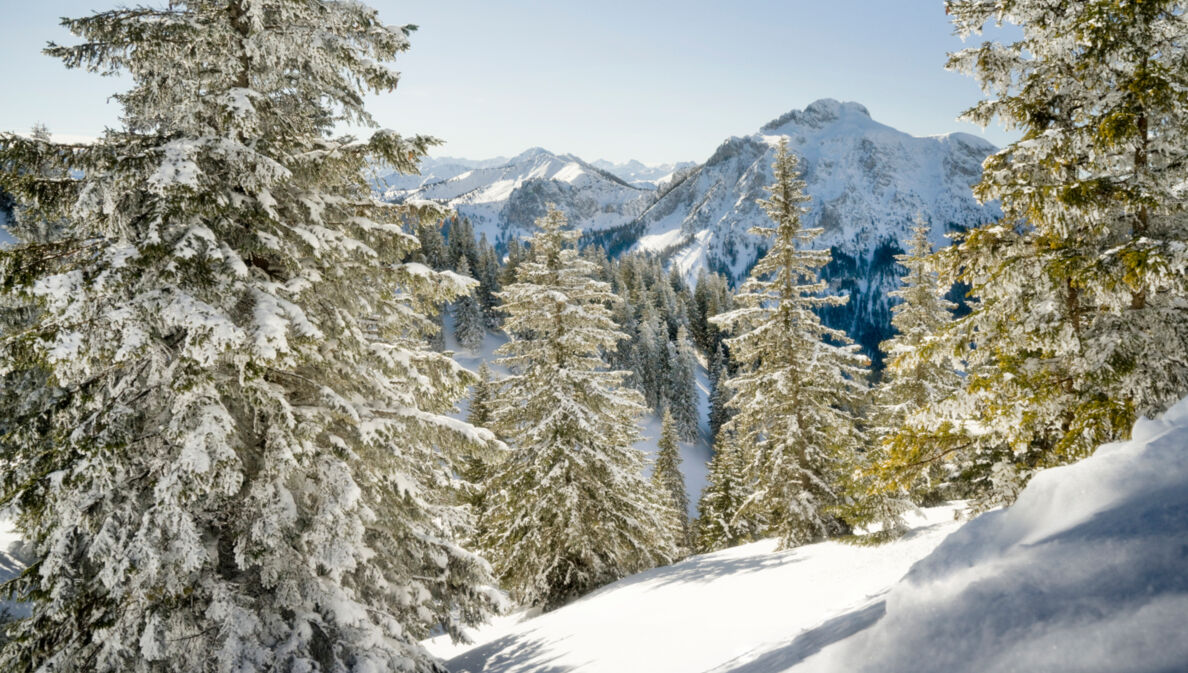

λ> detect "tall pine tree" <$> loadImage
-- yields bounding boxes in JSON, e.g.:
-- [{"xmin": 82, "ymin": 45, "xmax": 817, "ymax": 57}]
[
  {"xmin": 453, "ymin": 256, "xmax": 486, "ymax": 352},
  {"xmin": 711, "ymin": 140, "xmax": 869, "ymax": 548},
  {"xmin": 0, "ymin": 3, "xmax": 499, "ymax": 671},
  {"xmin": 695, "ymin": 431, "xmax": 754, "ymax": 552},
  {"xmin": 858, "ymin": 220, "xmax": 961, "ymax": 537},
  {"xmin": 652, "ymin": 408, "xmax": 690, "ymax": 551},
  {"xmin": 479, "ymin": 207, "xmax": 676, "ymax": 609}
]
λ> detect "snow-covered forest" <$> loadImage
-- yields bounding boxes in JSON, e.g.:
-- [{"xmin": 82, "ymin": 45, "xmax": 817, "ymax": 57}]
[{"xmin": 1, "ymin": 1, "xmax": 1186, "ymax": 672}]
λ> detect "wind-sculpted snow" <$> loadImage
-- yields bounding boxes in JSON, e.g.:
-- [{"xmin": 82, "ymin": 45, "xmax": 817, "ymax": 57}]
[{"xmin": 799, "ymin": 397, "xmax": 1188, "ymax": 673}]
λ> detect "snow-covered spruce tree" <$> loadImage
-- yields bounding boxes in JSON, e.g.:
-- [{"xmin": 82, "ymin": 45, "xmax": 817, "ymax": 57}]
[
  {"xmin": 928, "ymin": 0, "xmax": 1188, "ymax": 507},
  {"xmin": 480, "ymin": 207, "xmax": 677, "ymax": 610},
  {"xmin": 667, "ymin": 326, "xmax": 700, "ymax": 442},
  {"xmin": 707, "ymin": 343, "xmax": 733, "ymax": 443},
  {"xmin": 453, "ymin": 256, "xmax": 486, "ymax": 352},
  {"xmin": 652, "ymin": 408, "xmax": 690, "ymax": 551},
  {"xmin": 695, "ymin": 431, "xmax": 754, "ymax": 552},
  {"xmin": 856, "ymin": 220, "xmax": 962, "ymax": 538},
  {"xmin": 710, "ymin": 140, "xmax": 869, "ymax": 548},
  {"xmin": 467, "ymin": 362, "xmax": 496, "ymax": 429},
  {"xmin": 0, "ymin": 3, "xmax": 502, "ymax": 671}
]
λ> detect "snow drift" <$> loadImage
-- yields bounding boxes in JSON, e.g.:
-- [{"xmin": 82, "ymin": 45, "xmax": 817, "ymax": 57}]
[{"xmin": 801, "ymin": 399, "xmax": 1188, "ymax": 673}]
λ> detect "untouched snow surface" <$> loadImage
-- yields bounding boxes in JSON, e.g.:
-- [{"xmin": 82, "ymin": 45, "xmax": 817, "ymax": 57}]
[
  {"xmin": 427, "ymin": 397, "xmax": 1188, "ymax": 673},
  {"xmin": 424, "ymin": 506, "xmax": 966, "ymax": 672}
]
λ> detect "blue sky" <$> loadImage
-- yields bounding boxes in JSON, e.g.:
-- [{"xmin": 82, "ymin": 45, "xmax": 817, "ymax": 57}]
[{"xmin": 0, "ymin": 1, "xmax": 1018, "ymax": 164}]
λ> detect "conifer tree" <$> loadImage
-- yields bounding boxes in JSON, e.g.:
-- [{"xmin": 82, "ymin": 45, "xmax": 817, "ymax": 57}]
[
  {"xmin": 468, "ymin": 362, "xmax": 496, "ymax": 429},
  {"xmin": 695, "ymin": 431, "xmax": 753, "ymax": 552},
  {"xmin": 0, "ymin": 3, "xmax": 499, "ymax": 671},
  {"xmin": 416, "ymin": 219, "xmax": 448, "ymax": 269},
  {"xmin": 707, "ymin": 343, "xmax": 734, "ymax": 445},
  {"xmin": 475, "ymin": 234, "xmax": 502, "ymax": 328},
  {"xmin": 858, "ymin": 220, "xmax": 961, "ymax": 537},
  {"xmin": 711, "ymin": 140, "xmax": 869, "ymax": 548},
  {"xmin": 480, "ymin": 207, "xmax": 676, "ymax": 610},
  {"xmin": 652, "ymin": 408, "xmax": 691, "ymax": 551},
  {"xmin": 926, "ymin": 0, "xmax": 1188, "ymax": 507},
  {"xmin": 667, "ymin": 326, "xmax": 700, "ymax": 442},
  {"xmin": 453, "ymin": 256, "xmax": 486, "ymax": 352}
]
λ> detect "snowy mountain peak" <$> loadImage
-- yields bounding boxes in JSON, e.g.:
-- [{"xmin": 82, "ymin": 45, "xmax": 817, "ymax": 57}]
[{"xmin": 760, "ymin": 98, "xmax": 872, "ymax": 134}]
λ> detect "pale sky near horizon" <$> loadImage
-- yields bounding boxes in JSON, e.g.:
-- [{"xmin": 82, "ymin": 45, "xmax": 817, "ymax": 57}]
[{"xmin": 0, "ymin": 1, "xmax": 1020, "ymax": 165}]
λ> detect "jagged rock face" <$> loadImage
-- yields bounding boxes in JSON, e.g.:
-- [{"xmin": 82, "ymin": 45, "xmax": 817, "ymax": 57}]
[{"xmin": 390, "ymin": 147, "xmax": 654, "ymax": 249}]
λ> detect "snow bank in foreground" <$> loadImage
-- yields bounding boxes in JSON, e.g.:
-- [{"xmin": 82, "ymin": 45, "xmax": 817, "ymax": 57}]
[
  {"xmin": 425, "ymin": 506, "xmax": 965, "ymax": 673},
  {"xmin": 799, "ymin": 398, "xmax": 1188, "ymax": 673}
]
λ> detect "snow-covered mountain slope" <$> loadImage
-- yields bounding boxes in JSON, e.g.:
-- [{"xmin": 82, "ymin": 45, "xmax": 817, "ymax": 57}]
[
  {"xmin": 424, "ymin": 397, "xmax": 1188, "ymax": 673},
  {"xmin": 372, "ymin": 155, "xmax": 511, "ymax": 193},
  {"xmin": 625, "ymin": 99, "xmax": 1000, "ymax": 363},
  {"xmin": 632, "ymin": 99, "xmax": 997, "ymax": 281},
  {"xmin": 591, "ymin": 159, "xmax": 697, "ymax": 189},
  {"xmin": 390, "ymin": 148, "xmax": 655, "ymax": 248},
  {"xmin": 424, "ymin": 505, "xmax": 966, "ymax": 672}
]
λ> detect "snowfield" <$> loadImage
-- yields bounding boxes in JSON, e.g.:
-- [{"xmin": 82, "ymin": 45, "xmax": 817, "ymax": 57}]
[{"xmin": 427, "ymin": 398, "xmax": 1188, "ymax": 673}]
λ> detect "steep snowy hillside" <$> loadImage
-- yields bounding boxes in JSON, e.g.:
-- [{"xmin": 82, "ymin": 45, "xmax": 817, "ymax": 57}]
[
  {"xmin": 426, "ymin": 397, "xmax": 1188, "ymax": 673},
  {"xmin": 591, "ymin": 159, "xmax": 697, "ymax": 189},
  {"xmin": 627, "ymin": 99, "xmax": 1000, "ymax": 361},
  {"xmin": 391, "ymin": 148, "xmax": 654, "ymax": 249}
]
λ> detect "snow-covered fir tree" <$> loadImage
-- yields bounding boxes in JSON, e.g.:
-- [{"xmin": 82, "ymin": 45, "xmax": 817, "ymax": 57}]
[
  {"xmin": 707, "ymin": 343, "xmax": 733, "ymax": 443},
  {"xmin": 416, "ymin": 219, "xmax": 448, "ymax": 269},
  {"xmin": 652, "ymin": 408, "xmax": 690, "ymax": 550},
  {"xmin": 695, "ymin": 431, "xmax": 754, "ymax": 552},
  {"xmin": 0, "ymin": 3, "xmax": 501, "ymax": 671},
  {"xmin": 480, "ymin": 207, "xmax": 677, "ymax": 610},
  {"xmin": 711, "ymin": 140, "xmax": 869, "ymax": 548},
  {"xmin": 667, "ymin": 326, "xmax": 700, "ymax": 442},
  {"xmin": 858, "ymin": 220, "xmax": 961, "ymax": 537},
  {"xmin": 922, "ymin": 0, "xmax": 1188, "ymax": 508},
  {"xmin": 474, "ymin": 235, "xmax": 502, "ymax": 328},
  {"xmin": 453, "ymin": 256, "xmax": 486, "ymax": 352},
  {"xmin": 468, "ymin": 362, "xmax": 496, "ymax": 429}
]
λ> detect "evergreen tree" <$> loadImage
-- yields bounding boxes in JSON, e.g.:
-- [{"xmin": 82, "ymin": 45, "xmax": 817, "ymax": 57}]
[
  {"xmin": 926, "ymin": 0, "xmax": 1188, "ymax": 507},
  {"xmin": 468, "ymin": 362, "xmax": 496, "ymax": 428},
  {"xmin": 0, "ymin": 3, "xmax": 500, "ymax": 671},
  {"xmin": 453, "ymin": 256, "xmax": 486, "ymax": 352},
  {"xmin": 652, "ymin": 408, "xmax": 690, "ymax": 551},
  {"xmin": 710, "ymin": 140, "xmax": 869, "ymax": 548},
  {"xmin": 667, "ymin": 326, "xmax": 700, "ymax": 442},
  {"xmin": 475, "ymin": 234, "xmax": 502, "ymax": 328},
  {"xmin": 416, "ymin": 219, "xmax": 448, "ymax": 269},
  {"xmin": 480, "ymin": 207, "xmax": 676, "ymax": 610},
  {"xmin": 695, "ymin": 431, "xmax": 753, "ymax": 552},
  {"xmin": 707, "ymin": 343, "xmax": 733, "ymax": 443},
  {"xmin": 859, "ymin": 220, "xmax": 961, "ymax": 537}
]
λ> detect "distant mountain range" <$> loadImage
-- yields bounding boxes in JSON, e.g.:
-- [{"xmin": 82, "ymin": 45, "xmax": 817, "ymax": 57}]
[{"xmin": 384, "ymin": 99, "xmax": 1002, "ymax": 364}]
